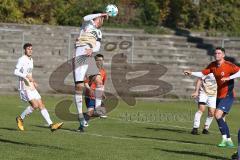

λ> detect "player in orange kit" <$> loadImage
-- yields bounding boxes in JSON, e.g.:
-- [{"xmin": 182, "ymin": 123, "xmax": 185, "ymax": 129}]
[
  {"xmin": 184, "ymin": 47, "xmax": 239, "ymax": 148},
  {"xmin": 83, "ymin": 54, "xmax": 107, "ymax": 126}
]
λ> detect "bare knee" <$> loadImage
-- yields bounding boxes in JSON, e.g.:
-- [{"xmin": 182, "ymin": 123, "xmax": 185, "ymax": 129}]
[
  {"xmin": 87, "ymin": 109, "xmax": 94, "ymax": 117},
  {"xmin": 75, "ymin": 83, "xmax": 84, "ymax": 92},
  {"xmin": 208, "ymin": 109, "xmax": 215, "ymax": 117},
  {"xmin": 38, "ymin": 100, "xmax": 45, "ymax": 110},
  {"xmin": 29, "ymin": 100, "xmax": 39, "ymax": 109},
  {"xmin": 198, "ymin": 104, "xmax": 206, "ymax": 113},
  {"xmin": 208, "ymin": 112, "xmax": 214, "ymax": 117},
  {"xmin": 94, "ymin": 75, "xmax": 102, "ymax": 86},
  {"xmin": 215, "ymin": 110, "xmax": 224, "ymax": 119}
]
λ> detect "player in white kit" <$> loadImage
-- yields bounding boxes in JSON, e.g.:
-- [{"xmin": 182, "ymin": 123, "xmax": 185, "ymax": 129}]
[
  {"xmin": 73, "ymin": 11, "xmax": 108, "ymax": 132},
  {"xmin": 15, "ymin": 43, "xmax": 63, "ymax": 132},
  {"xmin": 191, "ymin": 73, "xmax": 217, "ymax": 135}
]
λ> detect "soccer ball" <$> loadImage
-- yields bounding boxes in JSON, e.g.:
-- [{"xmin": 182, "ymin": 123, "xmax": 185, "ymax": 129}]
[{"xmin": 105, "ymin": 4, "xmax": 118, "ymax": 17}]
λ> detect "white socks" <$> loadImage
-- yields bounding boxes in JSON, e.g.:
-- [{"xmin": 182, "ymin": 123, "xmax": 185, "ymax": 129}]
[
  {"xmin": 222, "ymin": 135, "xmax": 227, "ymax": 140},
  {"xmin": 20, "ymin": 106, "xmax": 34, "ymax": 119},
  {"xmin": 20, "ymin": 105, "xmax": 54, "ymax": 126},
  {"xmin": 193, "ymin": 111, "xmax": 202, "ymax": 128},
  {"xmin": 40, "ymin": 108, "xmax": 53, "ymax": 126},
  {"xmin": 95, "ymin": 86, "xmax": 104, "ymax": 108},
  {"xmin": 221, "ymin": 135, "xmax": 232, "ymax": 142},
  {"xmin": 193, "ymin": 111, "xmax": 214, "ymax": 130},
  {"xmin": 204, "ymin": 116, "xmax": 214, "ymax": 130},
  {"xmin": 74, "ymin": 94, "xmax": 84, "ymax": 121}
]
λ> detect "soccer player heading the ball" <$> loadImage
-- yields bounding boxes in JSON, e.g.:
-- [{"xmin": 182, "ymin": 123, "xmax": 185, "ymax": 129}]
[{"xmin": 73, "ymin": 10, "xmax": 108, "ymax": 132}]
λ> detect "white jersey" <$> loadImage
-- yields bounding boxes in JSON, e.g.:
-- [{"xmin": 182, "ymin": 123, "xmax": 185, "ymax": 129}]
[
  {"xmin": 75, "ymin": 13, "xmax": 102, "ymax": 56},
  {"xmin": 14, "ymin": 55, "xmax": 34, "ymax": 91},
  {"xmin": 199, "ymin": 73, "xmax": 217, "ymax": 96},
  {"xmin": 80, "ymin": 20, "xmax": 102, "ymax": 42}
]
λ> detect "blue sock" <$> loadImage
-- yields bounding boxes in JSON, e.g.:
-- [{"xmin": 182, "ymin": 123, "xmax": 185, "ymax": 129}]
[
  {"xmin": 238, "ymin": 129, "xmax": 240, "ymax": 158},
  {"xmin": 238, "ymin": 129, "xmax": 240, "ymax": 145},
  {"xmin": 216, "ymin": 118, "xmax": 226, "ymax": 136},
  {"xmin": 225, "ymin": 122, "xmax": 230, "ymax": 138}
]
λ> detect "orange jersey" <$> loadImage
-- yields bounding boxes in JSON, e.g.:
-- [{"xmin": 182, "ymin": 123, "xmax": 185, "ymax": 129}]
[
  {"xmin": 84, "ymin": 68, "xmax": 107, "ymax": 99},
  {"xmin": 202, "ymin": 61, "xmax": 239, "ymax": 98}
]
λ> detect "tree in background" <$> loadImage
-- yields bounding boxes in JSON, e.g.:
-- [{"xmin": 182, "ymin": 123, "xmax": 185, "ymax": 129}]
[
  {"xmin": 0, "ymin": 0, "xmax": 23, "ymax": 23},
  {"xmin": 199, "ymin": 0, "xmax": 240, "ymax": 32},
  {"xmin": 18, "ymin": 0, "xmax": 62, "ymax": 24},
  {"xmin": 0, "ymin": 0, "xmax": 239, "ymax": 33}
]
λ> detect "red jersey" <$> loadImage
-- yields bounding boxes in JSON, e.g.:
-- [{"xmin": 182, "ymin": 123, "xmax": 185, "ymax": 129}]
[
  {"xmin": 202, "ymin": 60, "xmax": 239, "ymax": 98},
  {"xmin": 85, "ymin": 68, "xmax": 107, "ymax": 99}
]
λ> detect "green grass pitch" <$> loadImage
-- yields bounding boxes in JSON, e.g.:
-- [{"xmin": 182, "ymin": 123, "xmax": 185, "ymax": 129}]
[{"xmin": 0, "ymin": 94, "xmax": 239, "ymax": 160}]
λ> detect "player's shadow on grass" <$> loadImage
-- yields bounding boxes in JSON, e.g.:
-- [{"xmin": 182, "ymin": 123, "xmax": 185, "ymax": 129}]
[
  {"xmin": 127, "ymin": 135, "xmax": 215, "ymax": 146},
  {"xmin": 146, "ymin": 127, "xmax": 189, "ymax": 134},
  {"xmin": 32, "ymin": 125, "xmax": 51, "ymax": 129},
  {"xmin": 0, "ymin": 127, "xmax": 18, "ymax": 131},
  {"xmin": 0, "ymin": 127, "xmax": 41, "ymax": 132},
  {"xmin": 0, "ymin": 137, "xmax": 65, "ymax": 150},
  {"xmin": 155, "ymin": 148, "xmax": 231, "ymax": 160},
  {"xmin": 33, "ymin": 125, "xmax": 77, "ymax": 133},
  {"xmin": 57, "ymin": 127, "xmax": 77, "ymax": 132}
]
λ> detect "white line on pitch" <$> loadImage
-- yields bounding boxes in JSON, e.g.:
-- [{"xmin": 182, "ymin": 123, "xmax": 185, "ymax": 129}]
[
  {"xmin": 17, "ymin": 105, "xmax": 238, "ymax": 137},
  {"xmin": 60, "ymin": 128, "xmax": 217, "ymax": 147}
]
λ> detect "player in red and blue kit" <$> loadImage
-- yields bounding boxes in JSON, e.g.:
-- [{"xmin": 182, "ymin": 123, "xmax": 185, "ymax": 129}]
[
  {"xmin": 84, "ymin": 54, "xmax": 107, "ymax": 123},
  {"xmin": 221, "ymin": 56, "xmax": 240, "ymax": 159},
  {"xmin": 184, "ymin": 47, "xmax": 239, "ymax": 148}
]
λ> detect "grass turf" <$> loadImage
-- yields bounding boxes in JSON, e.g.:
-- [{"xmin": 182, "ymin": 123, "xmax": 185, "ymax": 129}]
[{"xmin": 0, "ymin": 94, "xmax": 238, "ymax": 160}]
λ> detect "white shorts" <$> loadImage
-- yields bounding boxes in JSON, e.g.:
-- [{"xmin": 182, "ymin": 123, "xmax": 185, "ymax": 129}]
[
  {"xmin": 73, "ymin": 46, "xmax": 99, "ymax": 82},
  {"xmin": 19, "ymin": 89, "xmax": 41, "ymax": 102},
  {"xmin": 198, "ymin": 91, "xmax": 216, "ymax": 108}
]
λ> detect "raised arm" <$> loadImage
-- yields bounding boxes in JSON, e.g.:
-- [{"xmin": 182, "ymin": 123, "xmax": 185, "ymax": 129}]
[
  {"xmin": 83, "ymin": 13, "xmax": 108, "ymax": 21},
  {"xmin": 184, "ymin": 62, "xmax": 213, "ymax": 78},
  {"xmin": 183, "ymin": 70, "xmax": 204, "ymax": 78},
  {"xmin": 184, "ymin": 63, "xmax": 212, "ymax": 78}
]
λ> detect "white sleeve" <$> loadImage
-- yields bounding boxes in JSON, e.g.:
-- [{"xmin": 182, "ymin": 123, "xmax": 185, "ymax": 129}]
[
  {"xmin": 191, "ymin": 72, "xmax": 204, "ymax": 78},
  {"xmin": 14, "ymin": 58, "xmax": 27, "ymax": 78},
  {"xmin": 93, "ymin": 41, "xmax": 101, "ymax": 52},
  {"xmin": 83, "ymin": 13, "xmax": 102, "ymax": 21},
  {"xmin": 230, "ymin": 70, "xmax": 240, "ymax": 80}
]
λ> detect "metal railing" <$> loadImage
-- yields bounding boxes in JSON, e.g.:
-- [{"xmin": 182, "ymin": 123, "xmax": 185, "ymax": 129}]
[{"xmin": 67, "ymin": 32, "xmax": 135, "ymax": 63}]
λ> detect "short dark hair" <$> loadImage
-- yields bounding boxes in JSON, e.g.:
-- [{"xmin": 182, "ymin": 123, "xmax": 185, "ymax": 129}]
[
  {"xmin": 95, "ymin": 54, "xmax": 104, "ymax": 60},
  {"xmin": 92, "ymin": 10, "xmax": 102, "ymax": 14},
  {"xmin": 23, "ymin": 43, "xmax": 32, "ymax": 50},
  {"xmin": 91, "ymin": 10, "xmax": 105, "ymax": 21},
  {"xmin": 215, "ymin": 47, "xmax": 225, "ymax": 53}
]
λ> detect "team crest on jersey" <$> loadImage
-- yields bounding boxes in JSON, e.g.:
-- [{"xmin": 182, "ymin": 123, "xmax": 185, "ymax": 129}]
[{"xmin": 221, "ymin": 72, "xmax": 225, "ymax": 76}]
